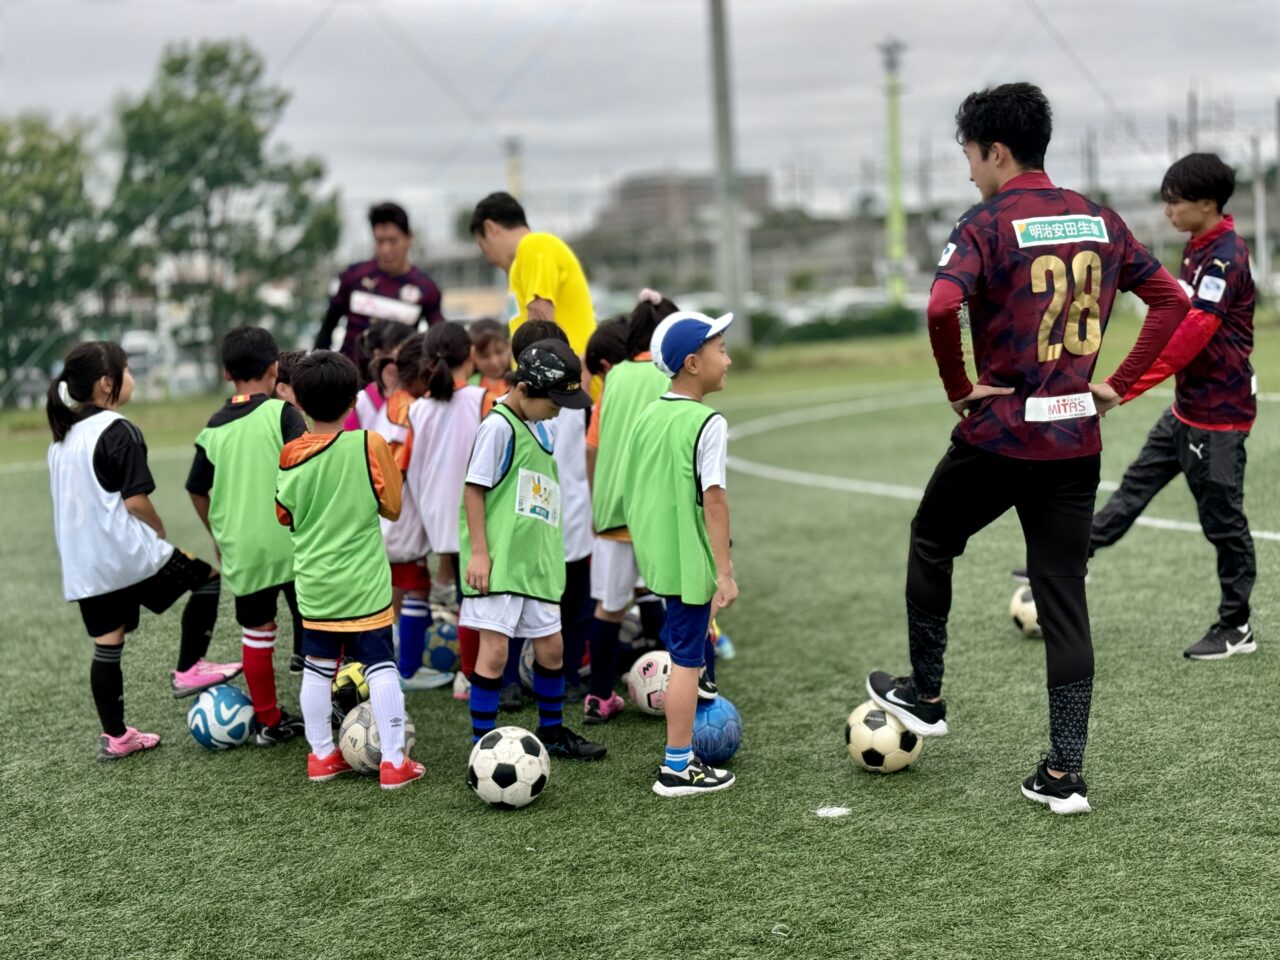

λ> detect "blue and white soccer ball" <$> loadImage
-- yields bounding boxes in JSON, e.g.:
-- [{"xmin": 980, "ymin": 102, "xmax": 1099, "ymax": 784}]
[
  {"xmin": 426, "ymin": 619, "xmax": 460, "ymax": 672},
  {"xmin": 518, "ymin": 637, "xmax": 536, "ymax": 691},
  {"xmin": 693, "ymin": 695, "xmax": 742, "ymax": 765},
  {"xmin": 187, "ymin": 684, "xmax": 255, "ymax": 751}
]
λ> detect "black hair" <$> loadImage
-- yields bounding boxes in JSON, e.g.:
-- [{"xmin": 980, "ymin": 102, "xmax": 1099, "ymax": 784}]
[
  {"xmin": 47, "ymin": 341, "xmax": 129, "ymax": 442},
  {"xmin": 468, "ymin": 318, "xmax": 510, "ymax": 352},
  {"xmin": 368, "ymin": 202, "xmax": 411, "ymax": 235},
  {"xmin": 221, "ymin": 326, "xmax": 279, "ymax": 383},
  {"xmin": 275, "ymin": 350, "xmax": 306, "ymax": 386},
  {"xmin": 292, "ymin": 351, "xmax": 359, "ymax": 422},
  {"xmin": 358, "ymin": 320, "xmax": 415, "ymax": 386},
  {"xmin": 626, "ymin": 296, "xmax": 679, "ymax": 359},
  {"xmin": 469, "ymin": 192, "xmax": 528, "ymax": 236},
  {"xmin": 424, "ymin": 322, "xmax": 474, "ymax": 402},
  {"xmin": 585, "ymin": 317, "xmax": 631, "ymax": 377},
  {"xmin": 510, "ymin": 320, "xmax": 566, "ymax": 360},
  {"xmin": 955, "ymin": 82, "xmax": 1052, "ymax": 171},
  {"xmin": 1161, "ymin": 153, "xmax": 1235, "ymax": 211},
  {"xmin": 394, "ymin": 332, "xmax": 430, "ymax": 393}
]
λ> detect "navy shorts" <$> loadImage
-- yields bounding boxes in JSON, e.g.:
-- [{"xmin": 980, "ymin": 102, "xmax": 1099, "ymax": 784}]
[
  {"xmin": 661, "ymin": 598, "xmax": 712, "ymax": 668},
  {"xmin": 302, "ymin": 625, "xmax": 394, "ymax": 666}
]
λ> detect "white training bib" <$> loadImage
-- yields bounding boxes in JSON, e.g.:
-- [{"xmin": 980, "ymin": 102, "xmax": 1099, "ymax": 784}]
[{"xmin": 1025, "ymin": 392, "xmax": 1097, "ymax": 423}]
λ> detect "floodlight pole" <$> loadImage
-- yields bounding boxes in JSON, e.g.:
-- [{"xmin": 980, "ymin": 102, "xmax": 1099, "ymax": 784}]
[
  {"xmin": 708, "ymin": 0, "xmax": 750, "ymax": 346},
  {"xmin": 1253, "ymin": 135, "xmax": 1269, "ymax": 287},
  {"xmin": 505, "ymin": 136, "xmax": 523, "ymax": 200},
  {"xmin": 880, "ymin": 37, "xmax": 907, "ymax": 305}
]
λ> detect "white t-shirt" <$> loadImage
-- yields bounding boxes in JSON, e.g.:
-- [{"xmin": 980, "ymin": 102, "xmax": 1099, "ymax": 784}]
[
  {"xmin": 553, "ymin": 406, "xmax": 593, "ymax": 563},
  {"xmin": 465, "ymin": 403, "xmax": 556, "ymax": 489},
  {"xmin": 663, "ymin": 392, "xmax": 727, "ymax": 491}
]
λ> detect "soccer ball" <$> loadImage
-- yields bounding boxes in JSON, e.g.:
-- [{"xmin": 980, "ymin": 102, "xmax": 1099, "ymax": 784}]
[
  {"xmin": 187, "ymin": 684, "xmax": 255, "ymax": 751},
  {"xmin": 467, "ymin": 726, "xmax": 550, "ymax": 810},
  {"xmin": 331, "ymin": 661, "xmax": 370, "ymax": 730},
  {"xmin": 518, "ymin": 637, "xmax": 536, "ymax": 690},
  {"xmin": 693, "ymin": 695, "xmax": 741, "ymax": 765},
  {"xmin": 845, "ymin": 700, "xmax": 922, "ymax": 773},
  {"xmin": 425, "ymin": 619, "xmax": 460, "ymax": 673},
  {"xmin": 1009, "ymin": 586, "xmax": 1042, "ymax": 638},
  {"xmin": 619, "ymin": 606, "xmax": 644, "ymax": 649},
  {"xmin": 627, "ymin": 650, "xmax": 672, "ymax": 716},
  {"xmin": 337, "ymin": 703, "xmax": 417, "ymax": 775}
]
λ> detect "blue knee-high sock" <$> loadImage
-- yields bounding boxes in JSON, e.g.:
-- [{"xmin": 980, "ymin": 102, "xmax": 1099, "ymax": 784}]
[
  {"xmin": 586, "ymin": 618, "xmax": 622, "ymax": 698},
  {"xmin": 469, "ymin": 672, "xmax": 502, "ymax": 741},
  {"xmin": 532, "ymin": 660, "xmax": 565, "ymax": 729},
  {"xmin": 503, "ymin": 636, "xmax": 523, "ymax": 685},
  {"xmin": 397, "ymin": 598, "xmax": 432, "ymax": 678},
  {"xmin": 703, "ymin": 631, "xmax": 717, "ymax": 684}
]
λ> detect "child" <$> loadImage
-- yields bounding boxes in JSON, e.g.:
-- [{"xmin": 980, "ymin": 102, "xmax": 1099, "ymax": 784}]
[
  {"xmin": 583, "ymin": 294, "xmax": 695, "ymax": 725},
  {"xmin": 468, "ymin": 318, "xmax": 513, "ymax": 397},
  {"xmin": 275, "ymin": 350, "xmax": 424, "ymax": 789},
  {"xmin": 345, "ymin": 320, "xmax": 415, "ymax": 431},
  {"xmin": 376, "ymin": 334, "xmax": 447, "ymax": 691},
  {"xmin": 274, "ymin": 350, "xmax": 306, "ymax": 412},
  {"xmin": 623, "ymin": 311, "xmax": 738, "ymax": 796},
  {"xmin": 47, "ymin": 342, "xmax": 241, "ymax": 760},
  {"xmin": 460, "ymin": 339, "xmax": 605, "ymax": 761},
  {"xmin": 186, "ymin": 326, "xmax": 307, "ymax": 745}
]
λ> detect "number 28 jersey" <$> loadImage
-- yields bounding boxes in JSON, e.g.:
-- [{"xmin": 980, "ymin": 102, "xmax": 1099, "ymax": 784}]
[{"xmin": 935, "ymin": 171, "xmax": 1162, "ymax": 460}]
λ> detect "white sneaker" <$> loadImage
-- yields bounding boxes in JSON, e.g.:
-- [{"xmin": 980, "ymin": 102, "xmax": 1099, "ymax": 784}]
[
  {"xmin": 400, "ymin": 667, "xmax": 454, "ymax": 691},
  {"xmin": 452, "ymin": 670, "xmax": 471, "ymax": 700}
]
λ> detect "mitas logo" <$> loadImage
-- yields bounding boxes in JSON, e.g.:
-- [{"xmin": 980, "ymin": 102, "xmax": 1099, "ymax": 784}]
[{"xmin": 1044, "ymin": 396, "xmax": 1090, "ymax": 418}]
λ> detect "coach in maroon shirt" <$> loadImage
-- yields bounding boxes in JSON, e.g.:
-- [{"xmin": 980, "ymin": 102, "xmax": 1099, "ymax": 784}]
[{"xmin": 866, "ymin": 83, "xmax": 1190, "ymax": 815}]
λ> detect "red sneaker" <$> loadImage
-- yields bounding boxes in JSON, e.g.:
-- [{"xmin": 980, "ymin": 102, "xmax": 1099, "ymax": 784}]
[
  {"xmin": 307, "ymin": 750, "xmax": 353, "ymax": 782},
  {"xmin": 380, "ymin": 757, "xmax": 426, "ymax": 790}
]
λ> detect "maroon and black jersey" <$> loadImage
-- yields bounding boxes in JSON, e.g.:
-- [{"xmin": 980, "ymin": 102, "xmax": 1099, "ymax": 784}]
[
  {"xmin": 935, "ymin": 172, "xmax": 1162, "ymax": 460},
  {"xmin": 1174, "ymin": 217, "xmax": 1255, "ymax": 430},
  {"xmin": 316, "ymin": 260, "xmax": 444, "ymax": 358}
]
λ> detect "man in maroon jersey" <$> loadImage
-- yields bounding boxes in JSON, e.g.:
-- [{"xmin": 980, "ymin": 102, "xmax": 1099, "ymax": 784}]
[
  {"xmin": 866, "ymin": 83, "xmax": 1190, "ymax": 815},
  {"xmin": 314, "ymin": 202, "xmax": 445, "ymax": 372},
  {"xmin": 1087, "ymin": 154, "xmax": 1256, "ymax": 660}
]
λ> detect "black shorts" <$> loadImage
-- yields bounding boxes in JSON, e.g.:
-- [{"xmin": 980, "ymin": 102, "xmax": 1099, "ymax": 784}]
[
  {"xmin": 234, "ymin": 581, "xmax": 300, "ymax": 629},
  {"xmin": 77, "ymin": 551, "xmax": 215, "ymax": 638}
]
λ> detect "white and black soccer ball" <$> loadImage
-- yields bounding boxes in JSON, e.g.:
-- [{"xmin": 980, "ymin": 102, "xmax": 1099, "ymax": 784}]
[
  {"xmin": 1009, "ymin": 586, "xmax": 1042, "ymax": 638},
  {"xmin": 467, "ymin": 726, "xmax": 550, "ymax": 810},
  {"xmin": 338, "ymin": 703, "xmax": 417, "ymax": 775},
  {"xmin": 627, "ymin": 650, "xmax": 672, "ymax": 716},
  {"xmin": 845, "ymin": 700, "xmax": 922, "ymax": 773}
]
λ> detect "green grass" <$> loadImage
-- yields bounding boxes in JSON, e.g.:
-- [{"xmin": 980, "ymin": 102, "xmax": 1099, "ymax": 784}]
[{"xmin": 4, "ymin": 327, "xmax": 1280, "ymax": 959}]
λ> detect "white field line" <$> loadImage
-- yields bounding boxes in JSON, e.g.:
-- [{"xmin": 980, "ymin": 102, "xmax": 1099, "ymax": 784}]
[{"xmin": 728, "ymin": 391, "xmax": 1280, "ymax": 543}]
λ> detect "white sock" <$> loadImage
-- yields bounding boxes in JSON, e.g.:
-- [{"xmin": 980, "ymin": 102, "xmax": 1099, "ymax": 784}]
[
  {"xmin": 366, "ymin": 661, "xmax": 406, "ymax": 766},
  {"xmin": 300, "ymin": 657, "xmax": 337, "ymax": 757}
]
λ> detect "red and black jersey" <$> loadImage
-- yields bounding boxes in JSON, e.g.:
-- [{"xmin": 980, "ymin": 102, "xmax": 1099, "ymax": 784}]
[
  {"xmin": 935, "ymin": 172, "xmax": 1162, "ymax": 460},
  {"xmin": 1173, "ymin": 217, "xmax": 1255, "ymax": 430},
  {"xmin": 317, "ymin": 260, "xmax": 444, "ymax": 359}
]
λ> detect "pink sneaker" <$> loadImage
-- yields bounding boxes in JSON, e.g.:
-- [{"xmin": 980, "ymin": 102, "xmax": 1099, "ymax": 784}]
[
  {"xmin": 171, "ymin": 658, "xmax": 243, "ymax": 698},
  {"xmin": 584, "ymin": 692, "xmax": 624, "ymax": 725},
  {"xmin": 97, "ymin": 727, "xmax": 161, "ymax": 761}
]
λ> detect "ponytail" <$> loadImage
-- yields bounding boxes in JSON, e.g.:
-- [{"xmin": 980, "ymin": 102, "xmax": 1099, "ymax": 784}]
[
  {"xmin": 424, "ymin": 322, "xmax": 473, "ymax": 402},
  {"xmin": 46, "ymin": 341, "xmax": 128, "ymax": 442}
]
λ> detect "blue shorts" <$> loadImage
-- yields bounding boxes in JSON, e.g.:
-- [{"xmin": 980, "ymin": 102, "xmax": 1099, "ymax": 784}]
[
  {"xmin": 302, "ymin": 626, "xmax": 394, "ymax": 666},
  {"xmin": 661, "ymin": 599, "xmax": 712, "ymax": 668}
]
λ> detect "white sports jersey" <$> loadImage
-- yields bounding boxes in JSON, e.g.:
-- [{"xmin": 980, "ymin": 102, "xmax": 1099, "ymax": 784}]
[
  {"xmin": 554, "ymin": 406, "xmax": 593, "ymax": 563},
  {"xmin": 48, "ymin": 411, "xmax": 174, "ymax": 601},
  {"xmin": 352, "ymin": 385, "xmax": 383, "ymax": 430},
  {"xmin": 407, "ymin": 384, "xmax": 487, "ymax": 555}
]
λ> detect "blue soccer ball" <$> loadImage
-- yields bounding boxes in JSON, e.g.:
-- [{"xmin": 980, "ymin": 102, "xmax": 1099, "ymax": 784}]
[
  {"xmin": 187, "ymin": 684, "xmax": 255, "ymax": 751},
  {"xmin": 426, "ymin": 619, "xmax": 460, "ymax": 672},
  {"xmin": 693, "ymin": 695, "xmax": 741, "ymax": 765}
]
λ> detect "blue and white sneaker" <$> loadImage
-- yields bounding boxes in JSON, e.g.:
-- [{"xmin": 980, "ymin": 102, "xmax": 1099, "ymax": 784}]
[{"xmin": 400, "ymin": 667, "xmax": 454, "ymax": 691}]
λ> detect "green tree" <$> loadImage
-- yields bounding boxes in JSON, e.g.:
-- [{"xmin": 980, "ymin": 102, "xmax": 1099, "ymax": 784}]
[
  {"xmin": 0, "ymin": 115, "xmax": 100, "ymax": 403},
  {"xmin": 111, "ymin": 39, "xmax": 339, "ymax": 361}
]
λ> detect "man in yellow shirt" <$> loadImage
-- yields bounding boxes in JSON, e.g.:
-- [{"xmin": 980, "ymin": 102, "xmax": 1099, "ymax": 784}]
[{"xmin": 470, "ymin": 192, "xmax": 596, "ymax": 358}]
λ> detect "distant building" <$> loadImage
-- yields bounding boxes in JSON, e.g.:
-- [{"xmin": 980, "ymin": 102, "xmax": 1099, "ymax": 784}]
[{"xmin": 592, "ymin": 171, "xmax": 772, "ymax": 238}]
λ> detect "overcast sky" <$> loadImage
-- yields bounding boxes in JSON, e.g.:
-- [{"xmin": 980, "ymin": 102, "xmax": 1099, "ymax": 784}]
[{"xmin": 3, "ymin": 0, "xmax": 1278, "ymax": 258}]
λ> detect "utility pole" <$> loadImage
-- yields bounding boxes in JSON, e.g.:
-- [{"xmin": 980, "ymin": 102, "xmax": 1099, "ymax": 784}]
[
  {"xmin": 1253, "ymin": 135, "xmax": 1269, "ymax": 288},
  {"xmin": 707, "ymin": 0, "xmax": 749, "ymax": 346},
  {"xmin": 505, "ymin": 136, "xmax": 523, "ymax": 200},
  {"xmin": 1083, "ymin": 127, "xmax": 1099, "ymax": 197},
  {"xmin": 1167, "ymin": 115, "xmax": 1180, "ymax": 162},
  {"xmin": 1187, "ymin": 87, "xmax": 1198, "ymax": 151},
  {"xmin": 880, "ymin": 37, "xmax": 907, "ymax": 305}
]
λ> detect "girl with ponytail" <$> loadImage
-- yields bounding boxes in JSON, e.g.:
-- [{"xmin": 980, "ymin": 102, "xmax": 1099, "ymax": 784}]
[{"xmin": 46, "ymin": 342, "xmax": 239, "ymax": 761}]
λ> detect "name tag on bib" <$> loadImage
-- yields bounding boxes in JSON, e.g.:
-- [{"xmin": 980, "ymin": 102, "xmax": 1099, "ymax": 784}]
[
  {"xmin": 1025, "ymin": 392, "xmax": 1096, "ymax": 423},
  {"xmin": 514, "ymin": 469, "xmax": 561, "ymax": 527}
]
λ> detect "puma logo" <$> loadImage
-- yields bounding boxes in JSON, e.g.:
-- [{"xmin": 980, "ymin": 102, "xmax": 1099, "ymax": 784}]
[
  {"xmin": 1189, "ymin": 441, "xmax": 1206, "ymax": 460},
  {"xmin": 689, "ymin": 770, "xmax": 706, "ymax": 784},
  {"xmin": 1212, "ymin": 258, "xmax": 1231, "ymax": 271}
]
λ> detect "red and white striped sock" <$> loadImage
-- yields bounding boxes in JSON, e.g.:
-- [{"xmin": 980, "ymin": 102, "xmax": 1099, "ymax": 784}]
[{"xmin": 242, "ymin": 627, "xmax": 281, "ymax": 728}]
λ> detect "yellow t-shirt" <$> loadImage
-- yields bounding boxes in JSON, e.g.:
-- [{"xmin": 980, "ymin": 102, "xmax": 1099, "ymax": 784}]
[{"xmin": 506, "ymin": 232, "xmax": 595, "ymax": 357}]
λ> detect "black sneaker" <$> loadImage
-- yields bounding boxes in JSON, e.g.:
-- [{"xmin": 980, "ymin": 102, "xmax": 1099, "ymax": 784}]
[
  {"xmin": 563, "ymin": 678, "xmax": 588, "ymax": 705},
  {"xmin": 538, "ymin": 724, "xmax": 607, "ymax": 762},
  {"xmin": 500, "ymin": 682, "xmax": 524, "ymax": 712},
  {"xmin": 1020, "ymin": 758, "xmax": 1091, "ymax": 814},
  {"xmin": 697, "ymin": 669, "xmax": 718, "ymax": 701},
  {"xmin": 865, "ymin": 671, "xmax": 949, "ymax": 737},
  {"xmin": 1184, "ymin": 623, "xmax": 1257, "ymax": 660},
  {"xmin": 254, "ymin": 710, "xmax": 305, "ymax": 747},
  {"xmin": 652, "ymin": 758, "xmax": 735, "ymax": 798},
  {"xmin": 289, "ymin": 655, "xmax": 305, "ymax": 675}
]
